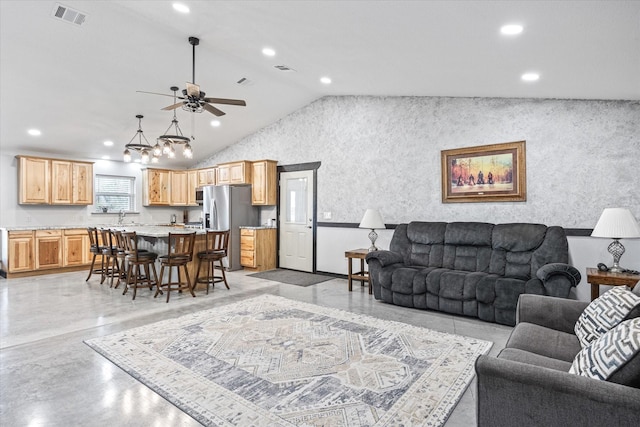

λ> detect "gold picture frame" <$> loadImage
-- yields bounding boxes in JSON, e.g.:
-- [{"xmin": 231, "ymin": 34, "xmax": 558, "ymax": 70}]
[{"xmin": 441, "ymin": 140, "xmax": 526, "ymax": 203}]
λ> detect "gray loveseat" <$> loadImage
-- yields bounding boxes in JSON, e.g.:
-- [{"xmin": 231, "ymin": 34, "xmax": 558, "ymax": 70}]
[
  {"xmin": 476, "ymin": 292, "xmax": 640, "ymax": 426},
  {"xmin": 366, "ymin": 222, "xmax": 581, "ymax": 326}
]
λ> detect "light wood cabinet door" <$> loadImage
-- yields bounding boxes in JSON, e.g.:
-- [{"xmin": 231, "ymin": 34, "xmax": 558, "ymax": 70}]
[
  {"xmin": 197, "ymin": 168, "xmax": 216, "ymax": 187},
  {"xmin": 251, "ymin": 160, "xmax": 277, "ymax": 205},
  {"xmin": 72, "ymin": 162, "xmax": 93, "ymax": 205},
  {"xmin": 51, "ymin": 160, "xmax": 73, "ymax": 204},
  {"xmin": 18, "ymin": 156, "xmax": 50, "ymax": 204},
  {"xmin": 143, "ymin": 169, "xmax": 170, "ymax": 206},
  {"xmin": 170, "ymin": 171, "xmax": 188, "ymax": 206},
  {"xmin": 63, "ymin": 229, "xmax": 90, "ymax": 266},
  {"xmin": 197, "ymin": 169, "xmax": 208, "ymax": 187},
  {"xmin": 35, "ymin": 230, "xmax": 62, "ymax": 270},
  {"xmin": 187, "ymin": 170, "xmax": 198, "ymax": 206},
  {"xmin": 217, "ymin": 161, "xmax": 251, "ymax": 185},
  {"xmin": 8, "ymin": 231, "xmax": 34, "ymax": 273}
]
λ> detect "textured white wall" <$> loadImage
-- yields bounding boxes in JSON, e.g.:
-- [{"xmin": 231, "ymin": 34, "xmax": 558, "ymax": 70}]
[
  {"xmin": 198, "ymin": 96, "xmax": 639, "ymax": 227},
  {"xmin": 196, "ymin": 95, "xmax": 640, "ymax": 301}
]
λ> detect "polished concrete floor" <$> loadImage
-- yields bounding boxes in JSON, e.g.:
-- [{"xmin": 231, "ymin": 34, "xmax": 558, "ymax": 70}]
[{"xmin": 0, "ymin": 269, "xmax": 512, "ymax": 426}]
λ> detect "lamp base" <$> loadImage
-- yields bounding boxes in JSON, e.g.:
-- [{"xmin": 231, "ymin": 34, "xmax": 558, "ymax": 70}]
[
  {"xmin": 608, "ymin": 238, "xmax": 626, "ymax": 273},
  {"xmin": 368, "ymin": 229, "xmax": 378, "ymax": 252}
]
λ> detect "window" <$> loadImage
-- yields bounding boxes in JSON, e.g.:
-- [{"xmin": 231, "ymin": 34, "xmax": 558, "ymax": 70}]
[{"xmin": 94, "ymin": 174, "xmax": 135, "ymax": 213}]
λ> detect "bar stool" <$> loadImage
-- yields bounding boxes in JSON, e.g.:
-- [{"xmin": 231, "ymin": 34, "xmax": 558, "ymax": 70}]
[
  {"xmin": 194, "ymin": 230, "xmax": 230, "ymax": 294},
  {"xmin": 121, "ymin": 231, "xmax": 159, "ymax": 300},
  {"xmin": 99, "ymin": 228, "xmax": 120, "ymax": 287},
  {"xmin": 113, "ymin": 230, "xmax": 148, "ymax": 289},
  {"xmin": 156, "ymin": 232, "xmax": 196, "ymax": 303},
  {"xmin": 86, "ymin": 227, "xmax": 105, "ymax": 281}
]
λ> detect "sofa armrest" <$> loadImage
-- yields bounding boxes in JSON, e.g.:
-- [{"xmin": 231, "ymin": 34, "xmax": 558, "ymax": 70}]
[
  {"xmin": 476, "ymin": 355, "xmax": 640, "ymax": 427},
  {"xmin": 365, "ymin": 250, "xmax": 404, "ymax": 268},
  {"xmin": 536, "ymin": 263, "xmax": 581, "ymax": 297},
  {"xmin": 516, "ymin": 294, "xmax": 588, "ymax": 333}
]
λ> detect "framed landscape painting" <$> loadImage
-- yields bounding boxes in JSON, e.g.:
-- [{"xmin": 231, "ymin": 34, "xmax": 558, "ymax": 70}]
[{"xmin": 441, "ymin": 140, "xmax": 526, "ymax": 203}]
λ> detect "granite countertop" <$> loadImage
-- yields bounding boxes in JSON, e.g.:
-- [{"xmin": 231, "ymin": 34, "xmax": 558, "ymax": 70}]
[{"xmin": 0, "ymin": 224, "xmax": 206, "ymax": 238}]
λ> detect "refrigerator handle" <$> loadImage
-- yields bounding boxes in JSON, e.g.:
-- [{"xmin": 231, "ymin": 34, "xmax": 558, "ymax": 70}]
[{"xmin": 213, "ymin": 199, "xmax": 218, "ymax": 229}]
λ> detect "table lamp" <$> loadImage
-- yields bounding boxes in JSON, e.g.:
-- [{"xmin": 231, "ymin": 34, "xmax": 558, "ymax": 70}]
[
  {"xmin": 359, "ymin": 209, "xmax": 385, "ymax": 251},
  {"xmin": 591, "ymin": 208, "xmax": 640, "ymax": 273}
]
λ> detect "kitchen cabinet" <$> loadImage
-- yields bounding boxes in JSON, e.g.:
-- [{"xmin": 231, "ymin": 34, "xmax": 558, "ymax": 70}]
[
  {"xmin": 197, "ymin": 167, "xmax": 216, "ymax": 187},
  {"xmin": 187, "ymin": 170, "xmax": 199, "ymax": 206},
  {"xmin": 170, "ymin": 171, "xmax": 188, "ymax": 206},
  {"xmin": 18, "ymin": 156, "xmax": 50, "ymax": 204},
  {"xmin": 143, "ymin": 168, "xmax": 170, "ymax": 206},
  {"xmin": 35, "ymin": 230, "xmax": 62, "ymax": 270},
  {"xmin": 63, "ymin": 229, "xmax": 90, "ymax": 266},
  {"xmin": 17, "ymin": 156, "xmax": 93, "ymax": 205},
  {"xmin": 217, "ymin": 161, "xmax": 251, "ymax": 185},
  {"xmin": 251, "ymin": 160, "xmax": 277, "ymax": 205},
  {"xmin": 72, "ymin": 162, "xmax": 93, "ymax": 204},
  {"xmin": 6, "ymin": 230, "xmax": 34, "ymax": 273},
  {"xmin": 240, "ymin": 228, "xmax": 276, "ymax": 271}
]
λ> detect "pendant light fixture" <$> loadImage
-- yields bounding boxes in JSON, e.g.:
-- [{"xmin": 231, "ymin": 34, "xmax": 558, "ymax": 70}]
[
  {"xmin": 157, "ymin": 86, "xmax": 193, "ymax": 159},
  {"xmin": 123, "ymin": 114, "xmax": 158, "ymax": 164}
]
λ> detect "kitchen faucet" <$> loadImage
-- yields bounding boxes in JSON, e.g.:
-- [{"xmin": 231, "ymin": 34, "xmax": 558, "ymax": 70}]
[{"xmin": 118, "ymin": 209, "xmax": 125, "ymax": 225}]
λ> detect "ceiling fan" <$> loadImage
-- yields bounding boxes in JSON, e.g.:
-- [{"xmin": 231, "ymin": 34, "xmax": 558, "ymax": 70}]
[{"xmin": 137, "ymin": 36, "xmax": 246, "ymax": 117}]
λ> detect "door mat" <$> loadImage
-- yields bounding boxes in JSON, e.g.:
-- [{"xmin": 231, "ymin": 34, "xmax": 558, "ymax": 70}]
[
  {"xmin": 248, "ymin": 268, "xmax": 334, "ymax": 286},
  {"xmin": 85, "ymin": 294, "xmax": 492, "ymax": 426}
]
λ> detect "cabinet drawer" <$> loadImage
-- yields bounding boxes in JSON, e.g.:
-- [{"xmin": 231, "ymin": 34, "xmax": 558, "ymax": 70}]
[
  {"xmin": 240, "ymin": 251, "xmax": 255, "ymax": 267},
  {"xmin": 9, "ymin": 230, "xmax": 34, "ymax": 237},
  {"xmin": 35, "ymin": 229, "xmax": 62, "ymax": 237},
  {"xmin": 240, "ymin": 236, "xmax": 255, "ymax": 250},
  {"xmin": 240, "ymin": 228, "xmax": 255, "ymax": 237},
  {"xmin": 64, "ymin": 228, "xmax": 87, "ymax": 236}
]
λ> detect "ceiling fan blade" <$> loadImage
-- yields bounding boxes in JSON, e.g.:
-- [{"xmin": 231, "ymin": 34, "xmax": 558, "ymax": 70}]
[
  {"xmin": 137, "ymin": 90, "xmax": 186, "ymax": 100},
  {"xmin": 186, "ymin": 82, "xmax": 200, "ymax": 97},
  {"xmin": 161, "ymin": 102, "xmax": 185, "ymax": 111},
  {"xmin": 203, "ymin": 103, "xmax": 226, "ymax": 117},
  {"xmin": 203, "ymin": 97, "xmax": 247, "ymax": 106}
]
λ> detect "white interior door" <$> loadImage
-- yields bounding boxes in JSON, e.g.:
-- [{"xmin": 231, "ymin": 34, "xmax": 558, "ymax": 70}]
[{"xmin": 279, "ymin": 170, "xmax": 314, "ymax": 272}]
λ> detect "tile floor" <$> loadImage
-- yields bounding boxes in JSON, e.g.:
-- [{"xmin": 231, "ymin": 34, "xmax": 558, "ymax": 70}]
[{"xmin": 0, "ymin": 269, "xmax": 512, "ymax": 426}]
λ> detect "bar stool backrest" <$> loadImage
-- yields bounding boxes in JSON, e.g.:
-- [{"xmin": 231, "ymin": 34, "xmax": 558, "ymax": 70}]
[
  {"xmin": 206, "ymin": 230, "xmax": 229, "ymax": 255},
  {"xmin": 99, "ymin": 228, "xmax": 117, "ymax": 254},
  {"xmin": 121, "ymin": 231, "xmax": 140, "ymax": 261},
  {"xmin": 168, "ymin": 232, "xmax": 196, "ymax": 262},
  {"xmin": 87, "ymin": 227, "xmax": 100, "ymax": 250}
]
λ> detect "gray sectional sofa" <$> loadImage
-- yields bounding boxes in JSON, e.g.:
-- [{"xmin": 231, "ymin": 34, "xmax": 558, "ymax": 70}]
[
  {"xmin": 366, "ymin": 221, "xmax": 581, "ymax": 326},
  {"xmin": 475, "ymin": 292, "xmax": 640, "ymax": 426}
]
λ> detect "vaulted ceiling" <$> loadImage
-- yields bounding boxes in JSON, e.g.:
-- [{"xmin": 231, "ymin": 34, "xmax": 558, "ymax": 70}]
[{"xmin": 1, "ymin": 1, "xmax": 638, "ymax": 167}]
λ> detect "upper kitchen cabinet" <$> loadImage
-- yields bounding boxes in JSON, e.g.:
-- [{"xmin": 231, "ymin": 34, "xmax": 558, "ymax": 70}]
[
  {"xmin": 18, "ymin": 156, "xmax": 50, "ymax": 204},
  {"xmin": 187, "ymin": 170, "xmax": 199, "ymax": 206},
  {"xmin": 142, "ymin": 168, "xmax": 170, "ymax": 206},
  {"xmin": 217, "ymin": 161, "xmax": 251, "ymax": 185},
  {"xmin": 197, "ymin": 167, "xmax": 216, "ymax": 187},
  {"xmin": 17, "ymin": 156, "xmax": 93, "ymax": 205},
  {"xmin": 251, "ymin": 160, "xmax": 277, "ymax": 205}
]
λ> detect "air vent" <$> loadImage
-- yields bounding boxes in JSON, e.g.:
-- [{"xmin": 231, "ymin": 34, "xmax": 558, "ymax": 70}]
[
  {"xmin": 274, "ymin": 65, "xmax": 296, "ymax": 72},
  {"xmin": 51, "ymin": 3, "xmax": 87, "ymax": 26},
  {"xmin": 237, "ymin": 77, "xmax": 253, "ymax": 86}
]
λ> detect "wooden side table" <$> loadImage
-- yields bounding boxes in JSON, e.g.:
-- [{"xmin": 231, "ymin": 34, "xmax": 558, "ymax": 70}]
[
  {"xmin": 345, "ymin": 249, "xmax": 371, "ymax": 294},
  {"xmin": 586, "ymin": 267, "xmax": 640, "ymax": 301}
]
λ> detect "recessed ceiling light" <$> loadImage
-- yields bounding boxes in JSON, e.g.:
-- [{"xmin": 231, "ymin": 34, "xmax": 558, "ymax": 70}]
[
  {"xmin": 210, "ymin": 120, "xmax": 221, "ymax": 127},
  {"xmin": 521, "ymin": 72, "xmax": 540, "ymax": 82},
  {"xmin": 28, "ymin": 129, "xmax": 41, "ymax": 136},
  {"xmin": 101, "ymin": 155, "xmax": 110, "ymax": 160},
  {"xmin": 103, "ymin": 140, "xmax": 114, "ymax": 147},
  {"xmin": 501, "ymin": 24, "xmax": 523, "ymax": 35},
  {"xmin": 262, "ymin": 47, "xmax": 276, "ymax": 57},
  {"xmin": 320, "ymin": 76, "xmax": 332, "ymax": 85},
  {"xmin": 172, "ymin": 3, "xmax": 190, "ymax": 14}
]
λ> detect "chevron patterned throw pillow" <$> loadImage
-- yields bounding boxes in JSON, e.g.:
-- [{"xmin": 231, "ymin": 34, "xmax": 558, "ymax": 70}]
[
  {"xmin": 569, "ymin": 318, "xmax": 640, "ymax": 381},
  {"xmin": 574, "ymin": 287, "xmax": 640, "ymax": 348}
]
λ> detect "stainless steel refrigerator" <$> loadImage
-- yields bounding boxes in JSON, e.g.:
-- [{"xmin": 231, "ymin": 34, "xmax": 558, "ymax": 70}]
[{"xmin": 202, "ymin": 185, "xmax": 259, "ymax": 271}]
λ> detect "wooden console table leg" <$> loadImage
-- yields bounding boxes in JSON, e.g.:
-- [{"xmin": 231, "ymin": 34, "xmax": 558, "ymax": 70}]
[{"xmin": 348, "ymin": 257, "xmax": 353, "ymax": 291}]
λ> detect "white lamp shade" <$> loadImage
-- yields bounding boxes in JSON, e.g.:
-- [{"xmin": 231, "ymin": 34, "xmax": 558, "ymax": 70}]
[
  {"xmin": 359, "ymin": 209, "xmax": 385, "ymax": 229},
  {"xmin": 591, "ymin": 208, "xmax": 640, "ymax": 239}
]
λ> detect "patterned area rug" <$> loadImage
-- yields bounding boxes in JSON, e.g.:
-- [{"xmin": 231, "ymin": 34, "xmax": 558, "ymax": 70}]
[{"xmin": 85, "ymin": 295, "xmax": 492, "ymax": 426}]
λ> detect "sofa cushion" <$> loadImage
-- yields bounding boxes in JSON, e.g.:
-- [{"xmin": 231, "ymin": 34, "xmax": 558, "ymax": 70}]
[
  {"xmin": 569, "ymin": 318, "xmax": 640, "ymax": 387},
  {"xmin": 505, "ymin": 322, "xmax": 581, "ymax": 362},
  {"xmin": 498, "ymin": 347, "xmax": 572, "ymax": 372},
  {"xmin": 574, "ymin": 287, "xmax": 640, "ymax": 347}
]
